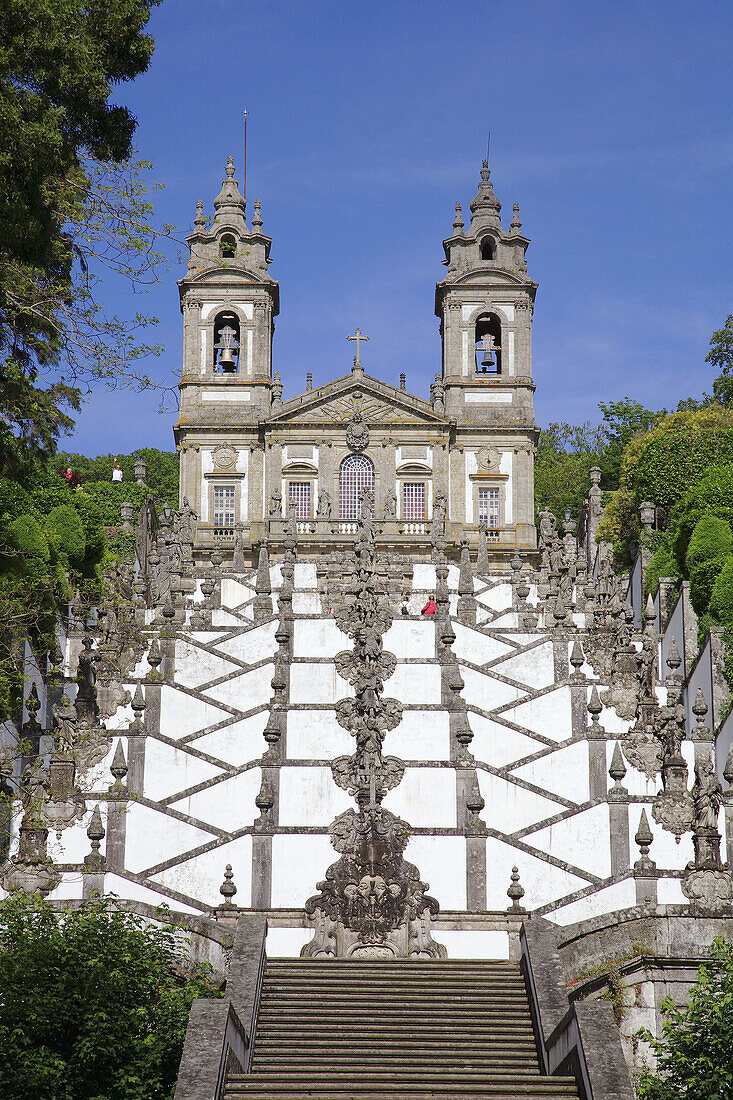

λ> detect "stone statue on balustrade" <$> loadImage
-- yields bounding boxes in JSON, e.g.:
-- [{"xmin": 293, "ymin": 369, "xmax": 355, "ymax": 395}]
[
  {"xmin": 317, "ymin": 491, "xmax": 333, "ymax": 520},
  {"xmin": 268, "ymin": 487, "xmax": 283, "ymax": 519},
  {"xmin": 174, "ymin": 496, "xmax": 197, "ymax": 543},
  {"xmin": 232, "ymin": 522, "xmax": 246, "ymax": 570},
  {"xmin": 538, "ymin": 507, "xmax": 563, "ymax": 575},
  {"xmin": 383, "ymin": 490, "xmax": 397, "ymax": 521}
]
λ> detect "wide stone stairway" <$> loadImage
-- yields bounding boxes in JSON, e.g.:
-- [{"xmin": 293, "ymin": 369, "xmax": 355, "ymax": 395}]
[{"xmin": 224, "ymin": 959, "xmax": 580, "ymax": 1099}]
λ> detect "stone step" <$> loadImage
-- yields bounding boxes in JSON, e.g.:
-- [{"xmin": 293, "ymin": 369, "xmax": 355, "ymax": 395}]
[
  {"xmin": 257, "ymin": 1011, "xmax": 534, "ymax": 1024},
  {"xmin": 265, "ymin": 961, "xmax": 521, "ymax": 973},
  {"xmin": 256, "ymin": 990, "xmax": 526, "ymax": 998},
  {"xmin": 252, "ymin": 1058, "xmax": 541, "ymax": 1072},
  {"xmin": 254, "ymin": 1039, "xmax": 538, "ymax": 1052},
  {"xmin": 225, "ymin": 1078, "xmax": 579, "ymax": 1098},
  {"xmin": 254, "ymin": 1020, "xmax": 534, "ymax": 1038},
  {"xmin": 259, "ymin": 996, "xmax": 528, "ymax": 1007}
]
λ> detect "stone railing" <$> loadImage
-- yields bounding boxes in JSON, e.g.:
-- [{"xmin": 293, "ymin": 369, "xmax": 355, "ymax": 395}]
[
  {"xmin": 521, "ymin": 919, "xmax": 634, "ymax": 1100},
  {"xmin": 174, "ymin": 914, "xmax": 267, "ymax": 1100}
]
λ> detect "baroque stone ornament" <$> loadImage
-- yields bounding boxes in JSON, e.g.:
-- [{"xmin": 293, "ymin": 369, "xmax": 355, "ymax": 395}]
[
  {"xmin": 212, "ymin": 444, "xmax": 237, "ymax": 470},
  {"xmin": 681, "ymin": 867, "xmax": 733, "ymax": 910},
  {"xmin": 304, "ymin": 806, "xmax": 442, "ymax": 950},
  {"xmin": 303, "ymin": 489, "xmax": 445, "ymax": 959},
  {"xmin": 345, "ymin": 405, "xmax": 370, "ymax": 452}
]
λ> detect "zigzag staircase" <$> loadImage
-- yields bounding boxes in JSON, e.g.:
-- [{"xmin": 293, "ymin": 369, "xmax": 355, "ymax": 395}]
[{"xmin": 224, "ymin": 958, "xmax": 579, "ymax": 1100}]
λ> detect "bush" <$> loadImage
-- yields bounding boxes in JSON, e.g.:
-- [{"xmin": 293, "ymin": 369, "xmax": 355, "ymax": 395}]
[
  {"xmin": 45, "ymin": 504, "xmax": 86, "ymax": 563},
  {"xmin": 709, "ymin": 554, "xmax": 733, "ymax": 624},
  {"xmin": 669, "ymin": 463, "xmax": 733, "ymax": 567},
  {"xmin": 632, "ymin": 407, "xmax": 733, "ymax": 509},
  {"xmin": 685, "ymin": 515, "xmax": 733, "ymax": 615},
  {"xmin": 0, "ymin": 893, "xmax": 222, "ymax": 1100},
  {"xmin": 7, "ymin": 516, "xmax": 49, "ymax": 564}
]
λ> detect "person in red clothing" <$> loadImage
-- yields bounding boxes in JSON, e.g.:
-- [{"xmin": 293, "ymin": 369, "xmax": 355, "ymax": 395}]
[{"xmin": 421, "ymin": 594, "xmax": 437, "ymax": 616}]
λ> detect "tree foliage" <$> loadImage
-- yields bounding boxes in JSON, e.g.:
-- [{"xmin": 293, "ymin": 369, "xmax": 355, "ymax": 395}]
[
  {"xmin": 0, "ymin": 892, "xmax": 222, "ymax": 1100},
  {"xmin": 637, "ymin": 937, "xmax": 733, "ymax": 1100},
  {"xmin": 0, "ymin": 0, "xmax": 169, "ymax": 479},
  {"xmin": 534, "ymin": 420, "xmax": 605, "ymax": 520},
  {"xmin": 684, "ymin": 515, "xmax": 733, "ymax": 615},
  {"xmin": 0, "ymin": 447, "xmax": 177, "ymax": 716}
]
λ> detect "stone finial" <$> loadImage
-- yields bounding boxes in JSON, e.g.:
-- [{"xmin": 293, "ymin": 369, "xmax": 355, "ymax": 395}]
[
  {"xmin": 609, "ymin": 743, "xmax": 627, "ymax": 787},
  {"xmin": 147, "ymin": 637, "xmax": 162, "ymax": 671},
  {"xmin": 399, "ymin": 373, "xmax": 406, "ymax": 391},
  {"xmin": 84, "ymin": 804, "xmax": 105, "ymax": 872},
  {"xmin": 120, "ymin": 501, "xmax": 134, "ymax": 532},
  {"xmin": 219, "ymin": 864, "xmax": 237, "ymax": 909},
  {"xmin": 644, "ymin": 593, "xmax": 657, "ymax": 631},
  {"xmin": 453, "ymin": 202, "xmax": 464, "ymax": 235},
  {"xmin": 634, "ymin": 810, "xmax": 655, "ymax": 869},
  {"xmin": 666, "ymin": 636, "xmax": 681, "ymax": 676},
  {"xmin": 252, "ymin": 199, "xmax": 263, "ymax": 230},
  {"xmin": 639, "ymin": 501, "xmax": 655, "ymax": 534},
  {"xmin": 587, "ymin": 685, "xmax": 603, "ymax": 733},
  {"xmin": 194, "ymin": 199, "xmax": 206, "ymax": 228},
  {"xmin": 130, "ymin": 685, "xmax": 145, "ymax": 734},
  {"xmin": 465, "ymin": 772, "xmax": 485, "ymax": 815},
  {"xmin": 253, "ymin": 774, "xmax": 272, "ymax": 827},
  {"xmin": 692, "ymin": 688, "xmax": 709, "ymax": 727},
  {"xmin": 134, "ymin": 458, "xmax": 147, "ymax": 486},
  {"xmin": 109, "ymin": 740, "xmax": 128, "ymax": 797},
  {"xmin": 510, "ymin": 202, "xmax": 522, "ymax": 233},
  {"xmin": 570, "ymin": 639, "xmax": 585, "ymax": 680},
  {"xmin": 507, "ymin": 867, "xmax": 526, "ymax": 912},
  {"xmin": 225, "ymin": 155, "xmax": 235, "ymax": 179},
  {"xmin": 306, "ymin": 372, "xmax": 313, "ymax": 391},
  {"xmin": 552, "ymin": 591, "xmax": 568, "ymax": 627},
  {"xmin": 589, "ymin": 467, "xmax": 601, "ymax": 487}
]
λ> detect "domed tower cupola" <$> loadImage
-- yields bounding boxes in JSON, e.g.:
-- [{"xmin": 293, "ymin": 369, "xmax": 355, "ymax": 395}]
[
  {"xmin": 469, "ymin": 160, "xmax": 502, "ymax": 229},
  {"xmin": 213, "ymin": 155, "xmax": 247, "ymax": 234}
]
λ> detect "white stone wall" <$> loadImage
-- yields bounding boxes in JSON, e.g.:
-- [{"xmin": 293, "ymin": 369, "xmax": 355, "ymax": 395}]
[{"xmin": 37, "ymin": 563, "xmax": 704, "ymax": 959}]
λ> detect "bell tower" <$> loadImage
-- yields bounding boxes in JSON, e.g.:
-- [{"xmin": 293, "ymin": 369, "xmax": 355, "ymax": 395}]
[
  {"xmin": 175, "ymin": 157, "xmax": 279, "ymax": 540},
  {"xmin": 435, "ymin": 161, "xmax": 539, "ymax": 552}
]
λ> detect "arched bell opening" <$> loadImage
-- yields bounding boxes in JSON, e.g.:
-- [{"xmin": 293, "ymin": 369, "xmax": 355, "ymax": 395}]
[
  {"xmin": 474, "ymin": 313, "xmax": 502, "ymax": 374},
  {"xmin": 213, "ymin": 311, "xmax": 240, "ymax": 373},
  {"xmin": 480, "ymin": 236, "xmax": 496, "ymax": 261},
  {"xmin": 219, "ymin": 234, "xmax": 236, "ymax": 259}
]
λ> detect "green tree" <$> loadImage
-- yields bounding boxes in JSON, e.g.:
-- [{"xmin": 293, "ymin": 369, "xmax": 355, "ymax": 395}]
[
  {"xmin": 707, "ymin": 315, "xmax": 733, "ymax": 408},
  {"xmin": 637, "ymin": 937, "xmax": 733, "ymax": 1100},
  {"xmin": 0, "ymin": 893, "xmax": 222, "ymax": 1100},
  {"xmin": 0, "ymin": 0, "xmax": 169, "ymax": 479},
  {"xmin": 534, "ymin": 420, "xmax": 605, "ymax": 521},
  {"xmin": 596, "ymin": 397, "xmax": 666, "ymax": 489}
]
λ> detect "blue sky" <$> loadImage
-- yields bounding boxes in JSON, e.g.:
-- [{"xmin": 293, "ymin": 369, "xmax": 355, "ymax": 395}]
[{"xmin": 68, "ymin": 0, "xmax": 733, "ymax": 456}]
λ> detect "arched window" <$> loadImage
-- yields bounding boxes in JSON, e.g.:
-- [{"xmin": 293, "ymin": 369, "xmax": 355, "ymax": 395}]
[
  {"xmin": 339, "ymin": 454, "xmax": 374, "ymax": 520},
  {"xmin": 475, "ymin": 313, "xmax": 502, "ymax": 374},
  {"xmin": 213, "ymin": 311, "xmax": 240, "ymax": 373},
  {"xmin": 220, "ymin": 234, "xmax": 236, "ymax": 259},
  {"xmin": 480, "ymin": 237, "xmax": 495, "ymax": 261}
]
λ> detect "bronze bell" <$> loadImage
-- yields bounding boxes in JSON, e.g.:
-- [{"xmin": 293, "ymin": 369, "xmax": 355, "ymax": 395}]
[{"xmin": 218, "ymin": 345, "xmax": 237, "ymax": 372}]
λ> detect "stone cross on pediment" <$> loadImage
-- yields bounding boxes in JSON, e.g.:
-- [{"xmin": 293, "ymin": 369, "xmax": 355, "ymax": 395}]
[{"xmin": 347, "ymin": 327, "xmax": 369, "ymax": 371}]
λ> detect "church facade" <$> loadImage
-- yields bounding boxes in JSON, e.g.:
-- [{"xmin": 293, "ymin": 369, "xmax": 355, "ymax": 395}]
[{"xmin": 175, "ymin": 157, "xmax": 539, "ymax": 563}]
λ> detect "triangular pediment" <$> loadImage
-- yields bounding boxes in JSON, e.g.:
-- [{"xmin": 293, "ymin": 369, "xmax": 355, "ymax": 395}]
[{"xmin": 268, "ymin": 373, "xmax": 446, "ymax": 427}]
